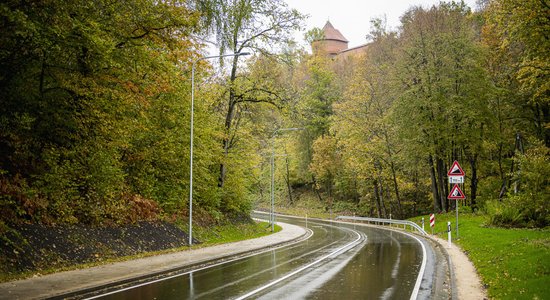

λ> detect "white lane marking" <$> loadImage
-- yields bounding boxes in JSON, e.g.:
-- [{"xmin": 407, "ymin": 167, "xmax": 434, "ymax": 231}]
[
  {"xmin": 235, "ymin": 228, "xmax": 363, "ymax": 300},
  {"xmin": 399, "ymin": 231, "xmax": 427, "ymax": 300},
  {"xmin": 194, "ymin": 228, "xmax": 345, "ymax": 298},
  {"xmin": 83, "ymin": 227, "xmax": 314, "ymax": 300}
]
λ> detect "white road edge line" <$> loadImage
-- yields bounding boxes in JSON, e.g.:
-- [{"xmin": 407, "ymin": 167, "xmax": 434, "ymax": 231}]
[
  {"xmin": 234, "ymin": 228, "xmax": 363, "ymax": 300},
  {"xmin": 400, "ymin": 231, "xmax": 427, "ymax": 300}
]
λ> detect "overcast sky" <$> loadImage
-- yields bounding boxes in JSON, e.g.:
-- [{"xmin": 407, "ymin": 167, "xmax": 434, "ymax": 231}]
[{"xmin": 285, "ymin": 0, "xmax": 479, "ymax": 48}]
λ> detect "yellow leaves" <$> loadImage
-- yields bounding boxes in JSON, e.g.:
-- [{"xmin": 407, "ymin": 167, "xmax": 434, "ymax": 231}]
[
  {"xmin": 483, "ymin": 0, "xmax": 550, "ymax": 105},
  {"xmin": 517, "ymin": 57, "xmax": 550, "ymax": 104},
  {"xmin": 310, "ymin": 135, "xmax": 340, "ymax": 181}
]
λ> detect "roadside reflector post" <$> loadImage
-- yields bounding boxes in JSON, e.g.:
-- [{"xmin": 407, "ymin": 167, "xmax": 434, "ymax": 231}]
[
  {"xmin": 429, "ymin": 213, "xmax": 435, "ymax": 235},
  {"xmin": 447, "ymin": 221, "xmax": 452, "ymax": 248},
  {"xmin": 422, "ymin": 217, "xmax": 425, "ymax": 231}
]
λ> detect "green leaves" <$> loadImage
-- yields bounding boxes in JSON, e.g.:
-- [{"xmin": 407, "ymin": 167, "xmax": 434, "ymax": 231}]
[
  {"xmin": 279, "ymin": 1, "xmax": 548, "ymax": 222},
  {"xmin": 0, "ymin": 0, "xmax": 202, "ymax": 225}
]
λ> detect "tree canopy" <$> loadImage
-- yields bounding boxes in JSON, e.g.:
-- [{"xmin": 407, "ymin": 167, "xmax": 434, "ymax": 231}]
[{"xmin": 1, "ymin": 0, "xmax": 547, "ymax": 229}]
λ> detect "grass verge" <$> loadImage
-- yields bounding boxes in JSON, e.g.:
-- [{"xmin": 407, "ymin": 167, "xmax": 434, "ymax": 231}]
[
  {"xmin": 191, "ymin": 221, "xmax": 281, "ymax": 246},
  {"xmin": 410, "ymin": 212, "xmax": 549, "ymax": 299}
]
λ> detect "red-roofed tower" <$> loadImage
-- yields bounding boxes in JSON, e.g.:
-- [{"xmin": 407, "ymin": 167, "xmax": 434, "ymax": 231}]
[{"xmin": 312, "ymin": 21, "xmax": 349, "ymax": 56}]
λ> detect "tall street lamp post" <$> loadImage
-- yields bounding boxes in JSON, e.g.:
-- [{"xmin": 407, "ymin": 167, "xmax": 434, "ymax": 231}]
[
  {"xmin": 270, "ymin": 127, "xmax": 304, "ymax": 232},
  {"xmin": 189, "ymin": 52, "xmax": 250, "ymax": 246}
]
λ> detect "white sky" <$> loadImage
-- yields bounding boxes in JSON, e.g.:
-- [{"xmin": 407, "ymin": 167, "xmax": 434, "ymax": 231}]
[{"xmin": 285, "ymin": 0, "xmax": 479, "ymax": 48}]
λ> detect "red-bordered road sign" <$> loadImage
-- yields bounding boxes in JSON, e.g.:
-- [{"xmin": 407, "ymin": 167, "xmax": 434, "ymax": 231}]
[
  {"xmin": 447, "ymin": 160, "xmax": 465, "ymax": 176},
  {"xmin": 448, "ymin": 184, "xmax": 466, "ymax": 200}
]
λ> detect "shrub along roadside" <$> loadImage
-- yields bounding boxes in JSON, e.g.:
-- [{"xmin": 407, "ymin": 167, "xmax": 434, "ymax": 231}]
[{"xmin": 410, "ymin": 212, "xmax": 549, "ymax": 299}]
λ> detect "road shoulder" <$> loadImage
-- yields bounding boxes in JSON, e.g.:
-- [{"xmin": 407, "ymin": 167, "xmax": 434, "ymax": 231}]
[
  {"xmin": 429, "ymin": 236, "xmax": 488, "ymax": 300},
  {"xmin": 0, "ymin": 222, "xmax": 307, "ymax": 300}
]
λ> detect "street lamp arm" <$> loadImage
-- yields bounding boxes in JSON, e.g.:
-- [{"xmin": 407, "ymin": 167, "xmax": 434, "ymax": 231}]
[{"xmin": 193, "ymin": 52, "xmax": 251, "ymax": 66}]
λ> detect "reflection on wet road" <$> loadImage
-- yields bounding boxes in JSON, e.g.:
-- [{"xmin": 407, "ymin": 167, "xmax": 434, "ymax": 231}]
[{"xmin": 88, "ymin": 213, "xmax": 429, "ymax": 299}]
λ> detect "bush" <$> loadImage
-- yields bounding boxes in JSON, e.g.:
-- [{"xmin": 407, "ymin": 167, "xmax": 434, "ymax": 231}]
[
  {"xmin": 486, "ymin": 140, "xmax": 549, "ymax": 228},
  {"xmin": 486, "ymin": 199, "xmax": 524, "ymax": 227}
]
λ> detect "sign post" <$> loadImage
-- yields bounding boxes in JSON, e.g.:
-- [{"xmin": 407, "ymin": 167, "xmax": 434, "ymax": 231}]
[{"xmin": 447, "ymin": 161, "xmax": 466, "ymax": 239}]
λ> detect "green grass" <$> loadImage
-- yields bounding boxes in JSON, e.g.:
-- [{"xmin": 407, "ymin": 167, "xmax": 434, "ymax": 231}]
[
  {"xmin": 410, "ymin": 212, "xmax": 550, "ymax": 299},
  {"xmin": 192, "ymin": 221, "xmax": 281, "ymax": 246}
]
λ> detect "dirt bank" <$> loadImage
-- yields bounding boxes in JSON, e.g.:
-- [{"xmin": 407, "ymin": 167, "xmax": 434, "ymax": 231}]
[{"xmin": 0, "ymin": 222, "xmax": 191, "ymax": 278}]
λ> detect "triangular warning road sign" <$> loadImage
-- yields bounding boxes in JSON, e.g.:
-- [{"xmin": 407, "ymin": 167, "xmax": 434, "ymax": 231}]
[
  {"xmin": 448, "ymin": 184, "xmax": 466, "ymax": 200},
  {"xmin": 447, "ymin": 160, "xmax": 465, "ymax": 176}
]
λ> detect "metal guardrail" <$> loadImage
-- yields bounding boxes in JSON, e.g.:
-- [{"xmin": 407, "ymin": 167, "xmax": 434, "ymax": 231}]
[{"xmin": 336, "ymin": 216, "xmax": 428, "ymax": 236}]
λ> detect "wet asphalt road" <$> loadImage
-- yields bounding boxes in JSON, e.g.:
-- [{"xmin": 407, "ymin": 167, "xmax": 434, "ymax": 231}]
[{"xmin": 86, "ymin": 213, "xmax": 449, "ymax": 300}]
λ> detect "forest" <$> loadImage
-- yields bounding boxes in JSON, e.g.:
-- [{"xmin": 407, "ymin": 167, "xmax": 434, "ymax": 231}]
[{"xmin": 0, "ymin": 0, "xmax": 548, "ymax": 231}]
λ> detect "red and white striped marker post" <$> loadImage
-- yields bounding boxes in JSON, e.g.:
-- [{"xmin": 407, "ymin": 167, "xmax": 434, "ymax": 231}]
[{"xmin": 429, "ymin": 213, "xmax": 435, "ymax": 235}]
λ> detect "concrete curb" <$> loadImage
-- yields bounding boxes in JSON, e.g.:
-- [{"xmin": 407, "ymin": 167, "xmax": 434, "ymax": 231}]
[
  {"xmin": 419, "ymin": 234, "xmax": 458, "ymax": 300},
  {"xmin": 0, "ymin": 222, "xmax": 308, "ymax": 300}
]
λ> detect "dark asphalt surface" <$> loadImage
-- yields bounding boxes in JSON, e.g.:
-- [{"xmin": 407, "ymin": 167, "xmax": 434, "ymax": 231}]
[
  {"xmin": 0, "ymin": 213, "xmax": 452, "ymax": 299},
  {"xmin": 83, "ymin": 213, "xmax": 451, "ymax": 299}
]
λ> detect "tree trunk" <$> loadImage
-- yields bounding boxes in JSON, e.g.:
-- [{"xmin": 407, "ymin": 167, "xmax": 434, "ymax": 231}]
[
  {"xmin": 436, "ymin": 157, "xmax": 448, "ymax": 212},
  {"xmin": 513, "ymin": 132, "xmax": 524, "ymax": 193},
  {"xmin": 375, "ymin": 162, "xmax": 387, "ymax": 218},
  {"xmin": 385, "ymin": 183, "xmax": 392, "ymax": 218},
  {"xmin": 353, "ymin": 177, "xmax": 360, "ymax": 203},
  {"xmin": 389, "ymin": 161, "xmax": 402, "ymax": 217},
  {"xmin": 312, "ymin": 175, "xmax": 323, "ymax": 203},
  {"xmin": 373, "ymin": 179, "xmax": 382, "ymax": 218},
  {"xmin": 379, "ymin": 182, "xmax": 387, "ymax": 218},
  {"xmin": 429, "ymin": 155, "xmax": 442, "ymax": 212},
  {"xmin": 284, "ymin": 155, "xmax": 293, "ymax": 205},
  {"xmin": 218, "ymin": 56, "xmax": 240, "ymax": 188},
  {"xmin": 469, "ymin": 154, "xmax": 478, "ymax": 212},
  {"xmin": 413, "ymin": 171, "xmax": 419, "ymax": 216},
  {"xmin": 384, "ymin": 132, "xmax": 402, "ymax": 216}
]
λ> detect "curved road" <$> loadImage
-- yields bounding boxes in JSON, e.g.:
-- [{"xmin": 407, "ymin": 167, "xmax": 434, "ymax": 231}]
[{"xmin": 83, "ymin": 213, "xmax": 450, "ymax": 299}]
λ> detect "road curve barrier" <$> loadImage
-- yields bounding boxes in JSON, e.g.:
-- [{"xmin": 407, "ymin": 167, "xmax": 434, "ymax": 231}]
[{"xmin": 335, "ymin": 216, "xmax": 428, "ymax": 236}]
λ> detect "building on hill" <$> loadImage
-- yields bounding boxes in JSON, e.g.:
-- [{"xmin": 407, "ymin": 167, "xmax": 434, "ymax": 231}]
[
  {"xmin": 311, "ymin": 21, "xmax": 369, "ymax": 59},
  {"xmin": 311, "ymin": 21, "xmax": 348, "ymax": 55}
]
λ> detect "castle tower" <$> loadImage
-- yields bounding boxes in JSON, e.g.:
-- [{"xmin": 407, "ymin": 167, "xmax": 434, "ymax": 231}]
[{"xmin": 311, "ymin": 21, "xmax": 349, "ymax": 56}]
